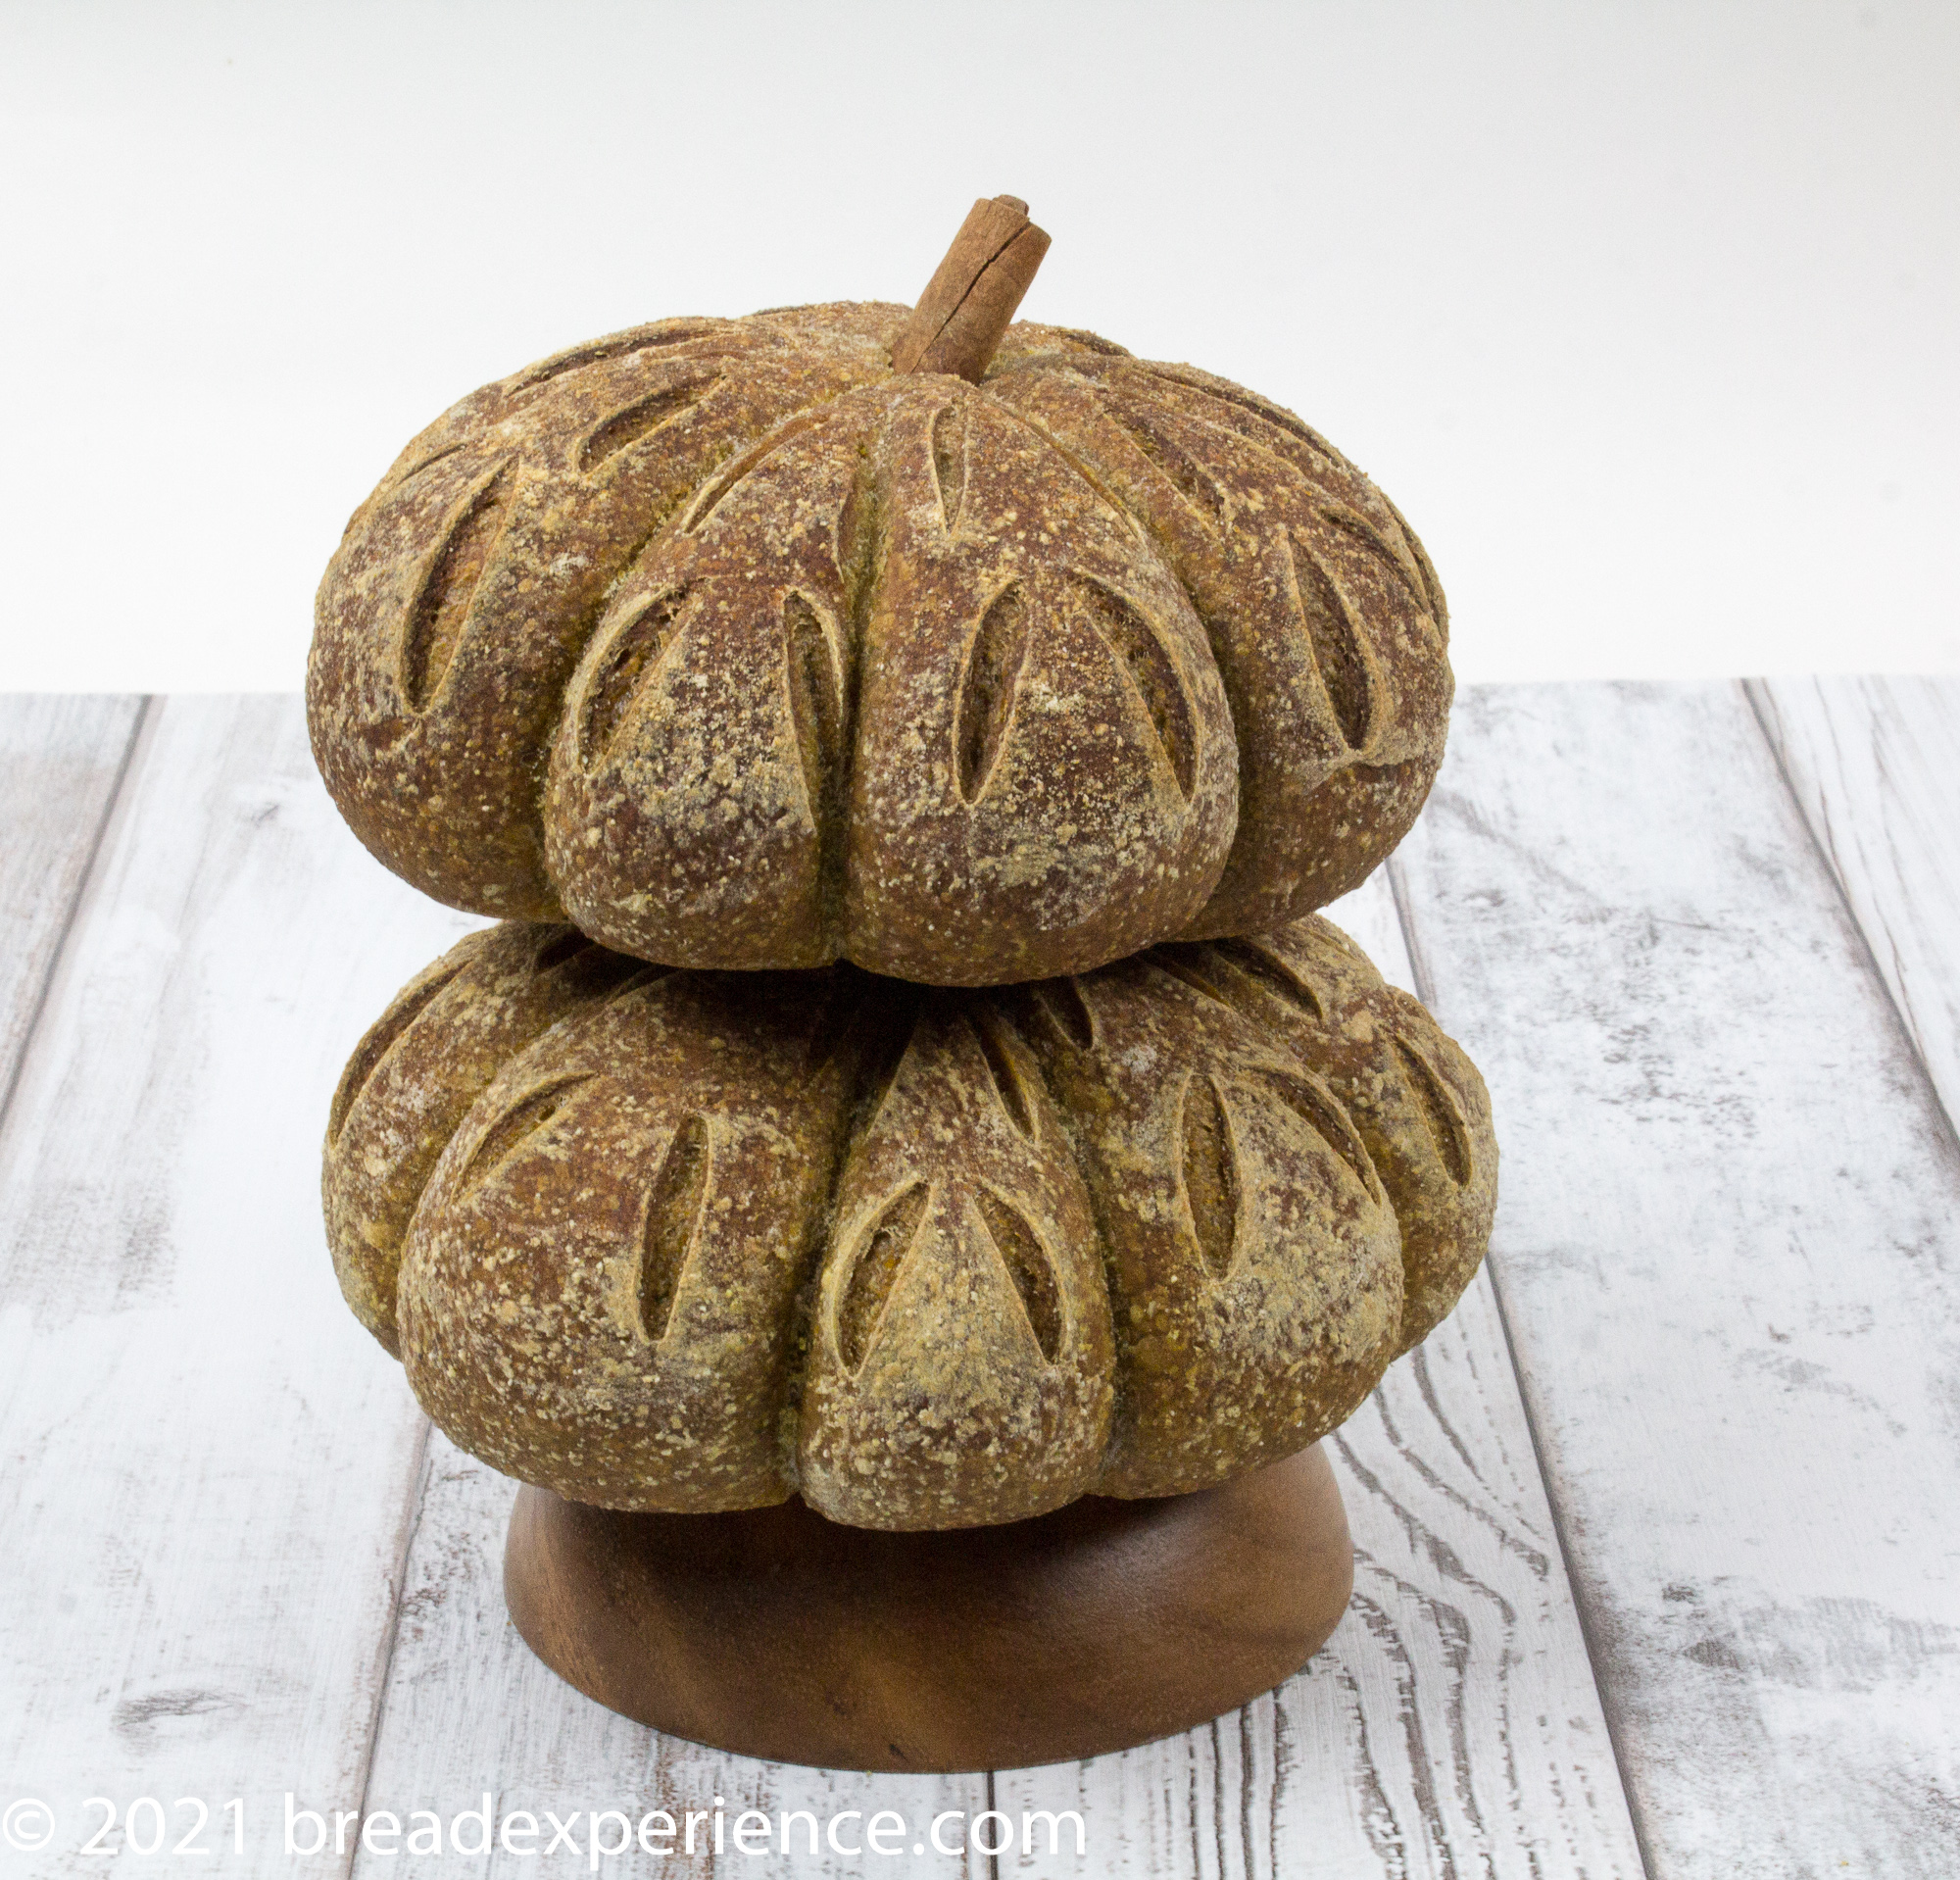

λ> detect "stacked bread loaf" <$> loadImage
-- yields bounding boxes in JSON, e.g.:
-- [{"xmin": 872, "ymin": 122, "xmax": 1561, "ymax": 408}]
[{"xmin": 311, "ymin": 198, "xmax": 1496, "ymax": 1533}]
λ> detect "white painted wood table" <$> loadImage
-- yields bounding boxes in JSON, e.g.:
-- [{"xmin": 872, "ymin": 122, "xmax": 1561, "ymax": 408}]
[{"xmin": 2, "ymin": 680, "xmax": 1956, "ymax": 1878}]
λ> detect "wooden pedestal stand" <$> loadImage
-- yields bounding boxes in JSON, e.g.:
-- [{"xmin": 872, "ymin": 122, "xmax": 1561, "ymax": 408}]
[{"xmin": 504, "ymin": 1445, "xmax": 1351, "ymax": 1772}]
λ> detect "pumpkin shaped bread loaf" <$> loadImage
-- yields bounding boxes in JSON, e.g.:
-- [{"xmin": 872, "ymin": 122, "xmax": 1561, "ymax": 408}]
[
  {"xmin": 325, "ymin": 915, "xmax": 1495, "ymax": 1530},
  {"xmin": 309, "ymin": 201, "xmax": 1451, "ymax": 986}
]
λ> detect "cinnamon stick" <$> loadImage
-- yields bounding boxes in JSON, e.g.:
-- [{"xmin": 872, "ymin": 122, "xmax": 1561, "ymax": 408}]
[{"xmin": 891, "ymin": 195, "xmax": 1051, "ymax": 382}]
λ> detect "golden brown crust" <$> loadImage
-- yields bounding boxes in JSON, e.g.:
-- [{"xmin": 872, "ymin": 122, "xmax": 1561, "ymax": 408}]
[
  {"xmin": 325, "ymin": 915, "xmax": 1494, "ymax": 1529},
  {"xmin": 400, "ymin": 970, "xmax": 858, "ymax": 1513},
  {"xmin": 309, "ymin": 309, "xmax": 1449, "ymax": 983},
  {"xmin": 321, "ymin": 923, "xmax": 644, "ymax": 1354},
  {"xmin": 1127, "ymin": 921, "xmax": 1496, "ymax": 1356}
]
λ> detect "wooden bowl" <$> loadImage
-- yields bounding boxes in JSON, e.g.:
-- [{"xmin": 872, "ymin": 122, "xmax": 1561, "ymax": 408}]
[{"xmin": 504, "ymin": 1444, "xmax": 1351, "ymax": 1772}]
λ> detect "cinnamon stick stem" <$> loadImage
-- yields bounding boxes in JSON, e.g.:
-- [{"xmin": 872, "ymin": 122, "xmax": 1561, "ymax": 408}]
[{"xmin": 891, "ymin": 195, "xmax": 1051, "ymax": 381}]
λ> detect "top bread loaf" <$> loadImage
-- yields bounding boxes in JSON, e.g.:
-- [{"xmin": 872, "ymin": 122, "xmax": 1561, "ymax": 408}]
[{"xmin": 309, "ymin": 211, "xmax": 1451, "ymax": 984}]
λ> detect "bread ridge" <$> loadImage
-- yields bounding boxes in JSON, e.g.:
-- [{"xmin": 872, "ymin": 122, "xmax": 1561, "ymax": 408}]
[
  {"xmin": 307, "ymin": 306, "xmax": 1450, "ymax": 984},
  {"xmin": 324, "ymin": 915, "xmax": 1496, "ymax": 1530}
]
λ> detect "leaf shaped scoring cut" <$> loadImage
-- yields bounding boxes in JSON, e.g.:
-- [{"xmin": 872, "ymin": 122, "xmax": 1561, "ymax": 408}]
[
  {"xmin": 576, "ymin": 372, "xmax": 721, "ymax": 472},
  {"xmin": 1150, "ymin": 947, "xmax": 1239, "ymax": 1012},
  {"xmin": 1180, "ymin": 1073, "xmax": 1241, "ymax": 1281},
  {"xmin": 975, "ymin": 1189, "xmax": 1062, "ymax": 1362},
  {"xmin": 459, "ymin": 1075, "xmax": 593, "ymax": 1196},
  {"xmin": 1261, "ymin": 1071, "xmax": 1380, "ymax": 1202},
  {"xmin": 1030, "ymin": 976, "xmax": 1096, "ymax": 1051},
  {"xmin": 1140, "ymin": 369, "xmax": 1344, "ymax": 472},
  {"xmin": 847, "ymin": 994, "xmax": 921, "ymax": 1144},
  {"xmin": 783, "ymin": 592, "xmax": 843, "ymax": 822},
  {"xmin": 992, "ymin": 405, "xmax": 1147, "ymax": 546},
  {"xmin": 393, "ymin": 442, "xmax": 465, "ymax": 490},
  {"xmin": 1289, "ymin": 534, "xmax": 1378, "ymax": 753},
  {"xmin": 969, "ymin": 1014, "xmax": 1037, "ymax": 1139},
  {"xmin": 636, "ymin": 1113, "xmax": 710, "ymax": 1343},
  {"xmin": 930, "ymin": 401, "xmax": 968, "ymax": 531},
  {"xmin": 327, "ymin": 965, "xmax": 464, "ymax": 1143},
  {"xmin": 955, "ymin": 582, "xmax": 1032, "ymax": 804},
  {"xmin": 1104, "ymin": 404, "xmax": 1231, "ymax": 530},
  {"xmin": 832, "ymin": 453, "xmax": 878, "ymax": 596},
  {"xmin": 1077, "ymin": 576, "xmax": 1198, "ymax": 799},
  {"xmin": 1396, "ymin": 1039, "xmax": 1473, "ymax": 1185},
  {"xmin": 532, "ymin": 929, "xmax": 598, "ymax": 974},
  {"xmin": 508, "ymin": 320, "xmax": 731, "ymax": 396},
  {"xmin": 838, "ymin": 1182, "xmax": 930, "ymax": 1373},
  {"xmin": 1319, "ymin": 502, "xmax": 1427, "ymax": 608},
  {"xmin": 1381, "ymin": 490, "xmax": 1447, "ymax": 633},
  {"xmin": 607, "ymin": 962, "xmax": 679, "ymax": 1006},
  {"xmin": 1207, "ymin": 938, "xmax": 1327, "ymax": 1025},
  {"xmin": 580, "ymin": 587, "xmax": 691, "ymax": 765},
  {"xmin": 680, "ymin": 406, "xmax": 835, "ymax": 537},
  {"xmin": 400, "ymin": 460, "xmax": 516, "ymax": 713}
]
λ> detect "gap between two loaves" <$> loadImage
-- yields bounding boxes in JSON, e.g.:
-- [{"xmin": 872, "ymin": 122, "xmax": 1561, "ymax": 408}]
[{"xmin": 891, "ymin": 194, "xmax": 1052, "ymax": 381}]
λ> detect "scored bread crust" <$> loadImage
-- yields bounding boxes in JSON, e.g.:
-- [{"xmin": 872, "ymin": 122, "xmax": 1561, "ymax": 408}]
[
  {"xmin": 324, "ymin": 916, "xmax": 1495, "ymax": 1530},
  {"xmin": 308, "ymin": 307, "xmax": 1451, "ymax": 985}
]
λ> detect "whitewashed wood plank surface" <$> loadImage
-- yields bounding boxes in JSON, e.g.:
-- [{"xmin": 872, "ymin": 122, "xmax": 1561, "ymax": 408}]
[
  {"xmin": 0, "ymin": 696, "xmax": 479, "ymax": 1877},
  {"xmin": 1391, "ymin": 680, "xmax": 1960, "ymax": 1878},
  {"xmin": 995, "ymin": 872, "xmax": 1646, "ymax": 1880},
  {"xmin": 30, "ymin": 682, "xmax": 1953, "ymax": 1876},
  {"xmin": 1748, "ymin": 675, "xmax": 1960, "ymax": 1145},
  {"xmin": 0, "ymin": 694, "xmax": 143, "ymax": 1115},
  {"xmin": 354, "ymin": 1433, "xmax": 989, "ymax": 1880},
  {"xmin": 0, "ymin": 703, "xmax": 1647, "ymax": 1878}
]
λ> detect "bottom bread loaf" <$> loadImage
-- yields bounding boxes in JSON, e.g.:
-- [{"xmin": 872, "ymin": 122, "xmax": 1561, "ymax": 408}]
[{"xmin": 323, "ymin": 915, "xmax": 1496, "ymax": 1530}]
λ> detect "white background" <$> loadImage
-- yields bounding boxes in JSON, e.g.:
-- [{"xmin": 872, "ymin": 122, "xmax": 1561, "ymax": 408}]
[{"xmin": 1, "ymin": 0, "xmax": 1954, "ymax": 691}]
